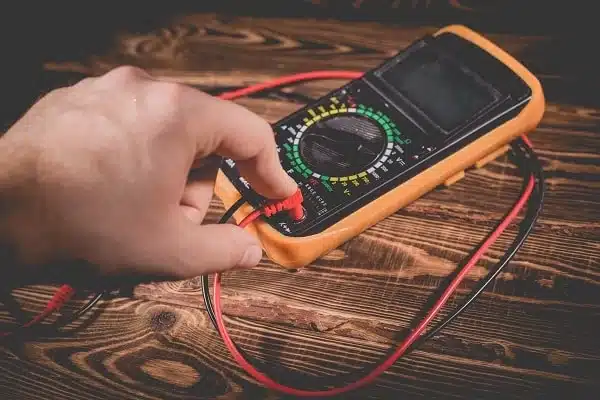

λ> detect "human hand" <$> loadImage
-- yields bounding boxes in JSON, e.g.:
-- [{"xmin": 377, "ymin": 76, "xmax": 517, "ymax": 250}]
[{"xmin": 0, "ymin": 66, "xmax": 297, "ymax": 280}]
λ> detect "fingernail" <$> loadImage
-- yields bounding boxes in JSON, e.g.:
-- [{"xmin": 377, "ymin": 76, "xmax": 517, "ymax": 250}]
[{"xmin": 238, "ymin": 246, "xmax": 263, "ymax": 268}]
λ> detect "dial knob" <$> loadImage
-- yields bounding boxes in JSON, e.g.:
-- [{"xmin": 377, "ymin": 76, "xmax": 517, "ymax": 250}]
[{"xmin": 298, "ymin": 115, "xmax": 386, "ymax": 177}]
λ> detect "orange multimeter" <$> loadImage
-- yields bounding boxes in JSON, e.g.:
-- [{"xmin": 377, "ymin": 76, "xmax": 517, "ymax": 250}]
[{"xmin": 215, "ymin": 25, "xmax": 545, "ymax": 269}]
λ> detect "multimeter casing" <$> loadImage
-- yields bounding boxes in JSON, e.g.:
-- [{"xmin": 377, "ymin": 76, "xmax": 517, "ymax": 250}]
[{"xmin": 214, "ymin": 25, "xmax": 545, "ymax": 268}]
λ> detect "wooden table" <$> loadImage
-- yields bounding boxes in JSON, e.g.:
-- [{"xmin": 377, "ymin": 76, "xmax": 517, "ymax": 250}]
[{"xmin": 2, "ymin": 7, "xmax": 599, "ymax": 399}]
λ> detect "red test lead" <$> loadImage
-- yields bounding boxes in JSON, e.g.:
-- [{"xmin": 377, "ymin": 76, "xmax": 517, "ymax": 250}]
[
  {"xmin": 0, "ymin": 284, "xmax": 75, "ymax": 338},
  {"xmin": 211, "ymin": 173, "xmax": 536, "ymax": 397}
]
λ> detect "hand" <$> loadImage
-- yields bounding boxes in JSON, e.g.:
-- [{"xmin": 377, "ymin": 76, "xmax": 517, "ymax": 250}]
[{"xmin": 0, "ymin": 66, "xmax": 297, "ymax": 280}]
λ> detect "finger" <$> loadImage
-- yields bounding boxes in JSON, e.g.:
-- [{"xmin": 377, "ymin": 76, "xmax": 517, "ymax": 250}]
[
  {"xmin": 154, "ymin": 83, "xmax": 298, "ymax": 200},
  {"xmin": 156, "ymin": 217, "xmax": 263, "ymax": 278},
  {"xmin": 181, "ymin": 159, "xmax": 220, "ymax": 220},
  {"xmin": 180, "ymin": 204, "xmax": 204, "ymax": 224}
]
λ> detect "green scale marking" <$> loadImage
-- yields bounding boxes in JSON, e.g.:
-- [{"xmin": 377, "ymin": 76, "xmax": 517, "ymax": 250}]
[{"xmin": 285, "ymin": 104, "xmax": 407, "ymax": 188}]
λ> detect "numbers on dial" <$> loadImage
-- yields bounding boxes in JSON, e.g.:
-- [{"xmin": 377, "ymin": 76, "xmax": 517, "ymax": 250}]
[{"xmin": 281, "ymin": 102, "xmax": 410, "ymax": 196}]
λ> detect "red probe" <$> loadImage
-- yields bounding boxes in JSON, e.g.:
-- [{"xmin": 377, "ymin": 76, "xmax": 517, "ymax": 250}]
[
  {"xmin": 0, "ymin": 284, "xmax": 75, "ymax": 338},
  {"xmin": 239, "ymin": 188, "xmax": 305, "ymax": 226}
]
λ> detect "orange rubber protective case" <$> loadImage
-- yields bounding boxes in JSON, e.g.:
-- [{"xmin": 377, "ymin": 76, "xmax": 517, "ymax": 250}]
[{"xmin": 214, "ymin": 25, "xmax": 546, "ymax": 269}]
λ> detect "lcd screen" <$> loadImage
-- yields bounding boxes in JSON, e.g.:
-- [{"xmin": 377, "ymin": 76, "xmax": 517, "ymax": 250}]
[{"xmin": 379, "ymin": 48, "xmax": 499, "ymax": 133}]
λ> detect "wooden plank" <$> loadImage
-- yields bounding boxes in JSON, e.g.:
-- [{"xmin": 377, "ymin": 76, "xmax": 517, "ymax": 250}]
[{"xmin": 1, "ymin": 298, "xmax": 597, "ymax": 399}]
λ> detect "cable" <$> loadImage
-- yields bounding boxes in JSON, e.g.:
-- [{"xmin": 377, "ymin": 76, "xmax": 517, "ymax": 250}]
[
  {"xmin": 0, "ymin": 284, "xmax": 75, "ymax": 338},
  {"xmin": 202, "ymin": 197, "xmax": 247, "ymax": 330},
  {"xmin": 198, "ymin": 71, "xmax": 544, "ymax": 396},
  {"xmin": 416, "ymin": 138, "xmax": 544, "ymax": 344},
  {"xmin": 216, "ymin": 71, "xmax": 363, "ymax": 101},
  {"xmin": 51, "ymin": 291, "xmax": 105, "ymax": 329},
  {"xmin": 211, "ymin": 172, "xmax": 535, "ymax": 397},
  {"xmin": 201, "ymin": 85, "xmax": 318, "ymax": 104},
  {"xmin": 0, "ymin": 288, "xmax": 107, "ymax": 338},
  {"xmin": 220, "ymin": 197, "xmax": 247, "ymax": 224}
]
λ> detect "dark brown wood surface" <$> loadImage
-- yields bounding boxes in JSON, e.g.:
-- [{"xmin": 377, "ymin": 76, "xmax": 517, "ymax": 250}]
[{"xmin": 1, "ymin": 9, "xmax": 600, "ymax": 400}]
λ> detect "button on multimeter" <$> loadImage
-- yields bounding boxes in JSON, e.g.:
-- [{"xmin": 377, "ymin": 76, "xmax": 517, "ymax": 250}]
[{"xmin": 216, "ymin": 25, "xmax": 545, "ymax": 268}]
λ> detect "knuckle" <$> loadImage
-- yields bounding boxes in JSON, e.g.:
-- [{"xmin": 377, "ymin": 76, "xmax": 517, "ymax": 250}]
[
  {"xmin": 151, "ymin": 81, "xmax": 186, "ymax": 118},
  {"xmin": 41, "ymin": 86, "xmax": 69, "ymax": 102},
  {"xmin": 256, "ymin": 117, "xmax": 274, "ymax": 138},
  {"xmin": 246, "ymin": 114, "xmax": 276, "ymax": 152},
  {"xmin": 237, "ymin": 104, "xmax": 273, "ymax": 138},
  {"xmin": 156, "ymin": 81, "xmax": 186, "ymax": 103},
  {"xmin": 103, "ymin": 65, "xmax": 147, "ymax": 83},
  {"xmin": 74, "ymin": 76, "xmax": 97, "ymax": 87}
]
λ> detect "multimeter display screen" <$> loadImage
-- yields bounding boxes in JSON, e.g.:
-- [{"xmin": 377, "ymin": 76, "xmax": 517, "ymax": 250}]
[
  {"xmin": 379, "ymin": 51, "xmax": 499, "ymax": 133},
  {"xmin": 220, "ymin": 32, "xmax": 531, "ymax": 237}
]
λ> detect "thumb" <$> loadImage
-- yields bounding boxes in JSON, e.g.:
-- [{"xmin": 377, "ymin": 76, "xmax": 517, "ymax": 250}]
[{"xmin": 157, "ymin": 218, "xmax": 264, "ymax": 278}]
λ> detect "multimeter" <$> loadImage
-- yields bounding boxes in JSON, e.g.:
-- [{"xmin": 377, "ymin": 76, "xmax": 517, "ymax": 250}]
[{"xmin": 214, "ymin": 25, "xmax": 545, "ymax": 269}]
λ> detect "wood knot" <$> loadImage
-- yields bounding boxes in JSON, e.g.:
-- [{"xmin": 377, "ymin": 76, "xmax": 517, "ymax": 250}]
[{"xmin": 150, "ymin": 311, "xmax": 177, "ymax": 332}]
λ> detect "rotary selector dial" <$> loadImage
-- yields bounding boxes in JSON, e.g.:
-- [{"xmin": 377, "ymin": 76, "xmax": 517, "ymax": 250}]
[{"xmin": 280, "ymin": 98, "xmax": 411, "ymax": 195}]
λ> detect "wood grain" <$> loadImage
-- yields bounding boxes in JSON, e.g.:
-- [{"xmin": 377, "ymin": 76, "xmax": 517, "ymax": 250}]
[{"xmin": 2, "ymin": 11, "xmax": 600, "ymax": 400}]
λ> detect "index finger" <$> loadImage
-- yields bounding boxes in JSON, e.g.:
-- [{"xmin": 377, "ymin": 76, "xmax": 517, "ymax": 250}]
[{"xmin": 165, "ymin": 83, "xmax": 298, "ymax": 200}]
